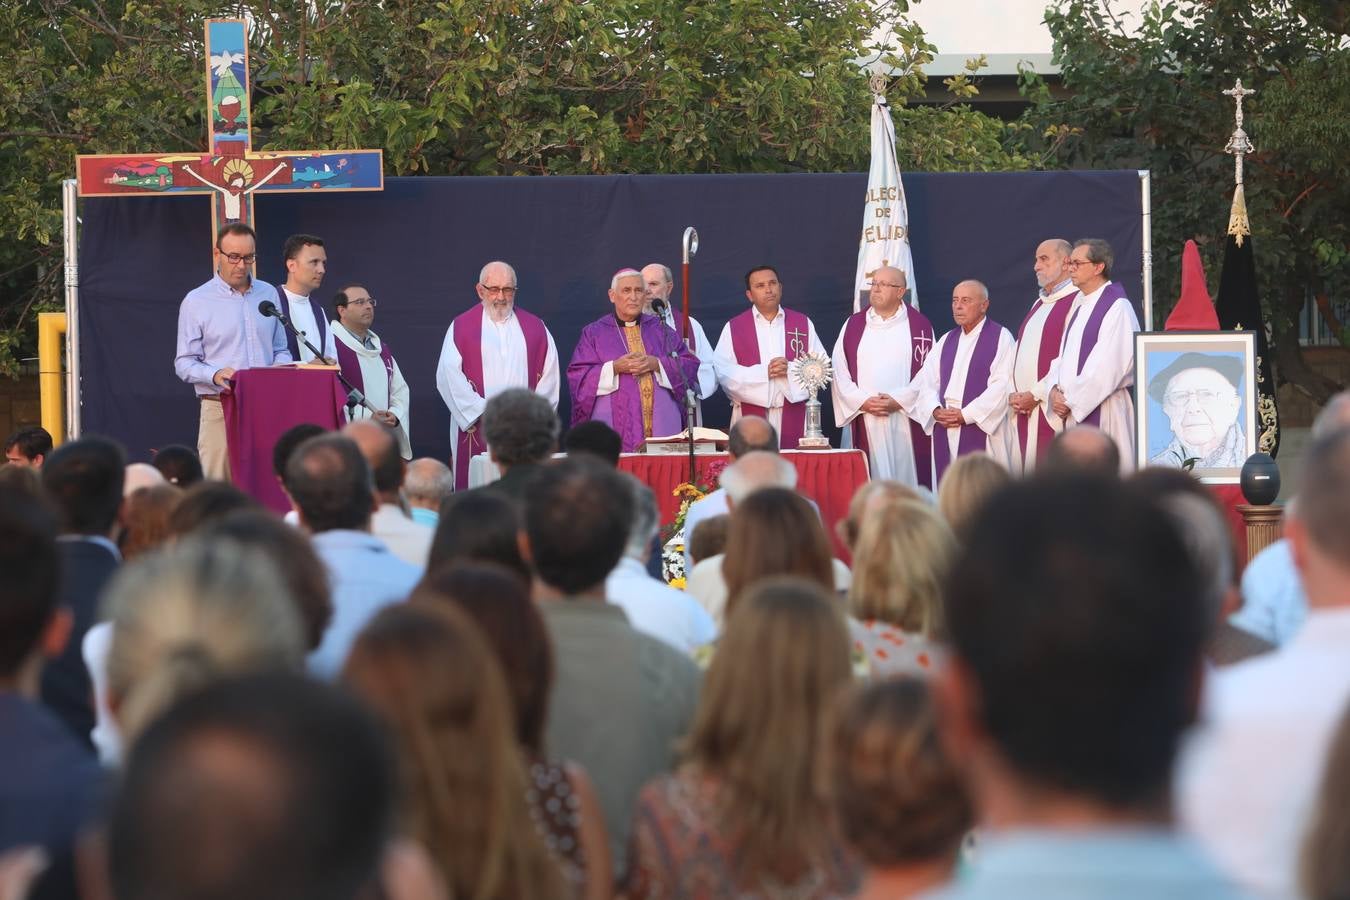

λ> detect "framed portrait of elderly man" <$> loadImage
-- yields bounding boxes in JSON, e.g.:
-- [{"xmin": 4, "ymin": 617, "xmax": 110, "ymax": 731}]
[{"xmin": 1135, "ymin": 331, "xmax": 1258, "ymax": 483}]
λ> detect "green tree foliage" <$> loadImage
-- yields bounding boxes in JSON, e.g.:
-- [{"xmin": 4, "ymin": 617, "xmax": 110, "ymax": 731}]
[
  {"xmin": 0, "ymin": 0, "xmax": 1032, "ymax": 378},
  {"xmin": 1021, "ymin": 0, "xmax": 1350, "ymax": 402}
]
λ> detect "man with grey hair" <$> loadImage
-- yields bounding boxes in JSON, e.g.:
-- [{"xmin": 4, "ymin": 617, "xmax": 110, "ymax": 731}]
[
  {"xmin": 641, "ymin": 263, "xmax": 717, "ymax": 416},
  {"xmin": 905, "ymin": 278, "xmax": 1015, "ymax": 484},
  {"xmin": 1008, "ymin": 238, "xmax": 1079, "ymax": 473},
  {"xmin": 403, "ymin": 458, "xmax": 454, "ymax": 528},
  {"xmin": 481, "ymin": 387, "xmax": 560, "ymax": 502},
  {"xmin": 567, "ymin": 268, "xmax": 700, "ymax": 452},
  {"xmin": 680, "ymin": 416, "xmax": 778, "ymax": 574},
  {"xmin": 605, "ymin": 475, "xmax": 717, "ymax": 655},
  {"xmin": 436, "ymin": 260, "xmax": 560, "ymax": 490},
  {"xmin": 1047, "ymin": 237, "xmax": 1140, "ymax": 472},
  {"xmin": 1232, "ymin": 390, "xmax": 1350, "ymax": 646}
]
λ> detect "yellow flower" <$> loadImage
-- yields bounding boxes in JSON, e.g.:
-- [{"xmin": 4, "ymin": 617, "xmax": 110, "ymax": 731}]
[{"xmin": 668, "ymin": 577, "xmax": 687, "ymax": 590}]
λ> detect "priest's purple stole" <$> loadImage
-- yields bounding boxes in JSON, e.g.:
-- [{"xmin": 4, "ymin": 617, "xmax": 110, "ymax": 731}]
[
  {"xmin": 334, "ymin": 335, "xmax": 395, "ymax": 407},
  {"xmin": 934, "ymin": 322, "xmax": 1001, "ymax": 483},
  {"xmin": 728, "ymin": 307, "xmax": 809, "ymax": 447},
  {"xmin": 278, "ymin": 288, "xmax": 328, "ymax": 363},
  {"xmin": 1015, "ymin": 296, "xmax": 1074, "ymax": 465},
  {"xmin": 1061, "ymin": 282, "xmax": 1128, "ymax": 428},
  {"xmin": 450, "ymin": 306, "xmax": 549, "ymax": 488},
  {"xmin": 841, "ymin": 305, "xmax": 935, "ymax": 489}
]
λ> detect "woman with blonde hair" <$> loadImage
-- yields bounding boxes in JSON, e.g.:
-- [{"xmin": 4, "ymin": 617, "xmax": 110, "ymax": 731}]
[
  {"xmin": 836, "ymin": 480, "xmax": 922, "ymax": 553},
  {"xmin": 343, "ymin": 602, "xmax": 569, "ymax": 900},
  {"xmin": 103, "ymin": 538, "xmax": 305, "ymax": 751},
  {"xmin": 848, "ymin": 497, "xmax": 954, "ymax": 677},
  {"xmin": 935, "ymin": 452, "xmax": 1011, "ymax": 541},
  {"xmin": 624, "ymin": 577, "xmax": 860, "ymax": 898}
]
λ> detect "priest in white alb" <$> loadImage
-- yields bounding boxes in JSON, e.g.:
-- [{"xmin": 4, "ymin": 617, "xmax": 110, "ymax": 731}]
[
  {"xmin": 331, "ymin": 284, "xmax": 412, "ymax": 458},
  {"xmin": 1047, "ymin": 238, "xmax": 1140, "ymax": 472},
  {"xmin": 831, "ymin": 266, "xmax": 935, "ymax": 488},
  {"xmin": 905, "ymin": 279, "xmax": 1015, "ymax": 484},
  {"xmin": 1007, "ymin": 239, "xmax": 1081, "ymax": 474},
  {"xmin": 435, "ymin": 260, "xmax": 560, "ymax": 490}
]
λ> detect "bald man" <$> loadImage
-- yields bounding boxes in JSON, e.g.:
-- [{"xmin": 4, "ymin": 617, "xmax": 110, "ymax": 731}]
[
  {"xmin": 641, "ymin": 263, "xmax": 718, "ymax": 419},
  {"xmin": 904, "ymin": 279, "xmax": 1015, "ymax": 484},
  {"xmin": 1008, "ymin": 239, "xmax": 1080, "ymax": 473},
  {"xmin": 436, "ymin": 260, "xmax": 560, "ymax": 490},
  {"xmin": 832, "ymin": 265, "xmax": 935, "ymax": 488}
]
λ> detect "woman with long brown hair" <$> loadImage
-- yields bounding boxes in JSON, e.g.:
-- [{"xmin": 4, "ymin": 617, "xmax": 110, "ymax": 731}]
[
  {"xmin": 623, "ymin": 577, "xmax": 860, "ymax": 898},
  {"xmin": 343, "ymin": 602, "xmax": 569, "ymax": 900},
  {"xmin": 721, "ymin": 488, "xmax": 836, "ymax": 618}
]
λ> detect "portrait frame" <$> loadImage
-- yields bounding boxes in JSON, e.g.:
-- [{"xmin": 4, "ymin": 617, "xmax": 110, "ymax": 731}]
[{"xmin": 1135, "ymin": 330, "xmax": 1258, "ymax": 483}]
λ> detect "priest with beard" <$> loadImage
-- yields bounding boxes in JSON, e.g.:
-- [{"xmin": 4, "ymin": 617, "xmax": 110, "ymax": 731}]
[{"xmin": 568, "ymin": 269, "xmax": 701, "ymax": 452}]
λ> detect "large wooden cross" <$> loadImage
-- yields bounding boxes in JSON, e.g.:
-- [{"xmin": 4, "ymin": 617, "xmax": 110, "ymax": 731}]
[{"xmin": 75, "ymin": 19, "xmax": 383, "ymax": 262}]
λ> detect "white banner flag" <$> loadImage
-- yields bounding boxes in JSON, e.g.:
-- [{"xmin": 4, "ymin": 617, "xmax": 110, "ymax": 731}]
[{"xmin": 853, "ymin": 92, "xmax": 918, "ymax": 312}]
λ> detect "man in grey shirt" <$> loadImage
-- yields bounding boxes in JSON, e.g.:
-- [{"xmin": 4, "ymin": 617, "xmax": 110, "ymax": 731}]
[{"xmin": 523, "ymin": 456, "xmax": 701, "ymax": 877}]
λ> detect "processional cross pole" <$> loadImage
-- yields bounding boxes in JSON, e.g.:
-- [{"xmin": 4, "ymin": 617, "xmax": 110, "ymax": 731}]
[
  {"xmin": 1222, "ymin": 78, "xmax": 1256, "ymax": 246},
  {"xmin": 75, "ymin": 19, "xmax": 384, "ymax": 264}
]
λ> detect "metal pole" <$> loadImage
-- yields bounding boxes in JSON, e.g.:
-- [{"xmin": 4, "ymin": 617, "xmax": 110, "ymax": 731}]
[
  {"xmin": 1139, "ymin": 170, "xmax": 1153, "ymax": 330},
  {"xmin": 681, "ymin": 227, "xmax": 699, "ymax": 486},
  {"xmin": 62, "ymin": 178, "xmax": 82, "ymax": 438}
]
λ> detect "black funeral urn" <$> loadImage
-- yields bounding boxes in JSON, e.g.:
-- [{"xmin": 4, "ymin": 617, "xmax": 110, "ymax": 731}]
[{"xmin": 1240, "ymin": 452, "xmax": 1281, "ymax": 506}]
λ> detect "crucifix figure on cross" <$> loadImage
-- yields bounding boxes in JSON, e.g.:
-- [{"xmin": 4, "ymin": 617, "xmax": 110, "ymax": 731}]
[{"xmin": 75, "ymin": 19, "xmax": 384, "ymax": 264}]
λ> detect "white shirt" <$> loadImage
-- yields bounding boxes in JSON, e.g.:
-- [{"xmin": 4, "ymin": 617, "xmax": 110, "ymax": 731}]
[
  {"xmin": 1009, "ymin": 280, "xmax": 1080, "ymax": 473},
  {"xmin": 435, "ymin": 307, "xmax": 561, "ymax": 432},
  {"xmin": 370, "ymin": 503, "xmax": 432, "ymax": 568},
  {"xmin": 713, "ymin": 308, "xmax": 824, "ymax": 445},
  {"xmin": 655, "ymin": 309, "xmax": 718, "ymax": 400},
  {"xmin": 1178, "ymin": 607, "xmax": 1350, "ymax": 898},
  {"xmin": 605, "ymin": 557, "xmax": 717, "ymax": 655},
  {"xmin": 282, "ymin": 287, "xmax": 336, "ymax": 362},
  {"xmin": 1230, "ymin": 538, "xmax": 1307, "ymax": 645},
  {"xmin": 831, "ymin": 306, "xmax": 922, "ymax": 485}
]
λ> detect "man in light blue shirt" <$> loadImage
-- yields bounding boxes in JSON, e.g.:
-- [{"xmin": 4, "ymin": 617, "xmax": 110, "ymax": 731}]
[
  {"xmin": 174, "ymin": 223, "xmax": 292, "ymax": 479},
  {"xmin": 925, "ymin": 475, "xmax": 1245, "ymax": 900},
  {"xmin": 285, "ymin": 433, "xmax": 419, "ymax": 679}
]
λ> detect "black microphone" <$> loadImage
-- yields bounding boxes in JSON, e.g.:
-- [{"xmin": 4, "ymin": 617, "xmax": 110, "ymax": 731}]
[
  {"xmin": 257, "ymin": 299, "xmax": 290, "ymax": 325},
  {"xmin": 650, "ymin": 297, "xmax": 668, "ymax": 317}
]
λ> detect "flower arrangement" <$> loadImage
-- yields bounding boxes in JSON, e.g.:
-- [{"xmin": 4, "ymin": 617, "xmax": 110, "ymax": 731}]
[{"xmin": 660, "ymin": 460, "xmax": 729, "ymax": 587}]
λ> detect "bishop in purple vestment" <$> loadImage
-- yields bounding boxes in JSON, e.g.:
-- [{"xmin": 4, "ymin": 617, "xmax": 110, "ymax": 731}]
[{"xmin": 567, "ymin": 270, "xmax": 701, "ymax": 452}]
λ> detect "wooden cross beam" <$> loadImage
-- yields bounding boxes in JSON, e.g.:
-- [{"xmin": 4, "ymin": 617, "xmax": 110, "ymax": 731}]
[{"xmin": 75, "ymin": 19, "xmax": 383, "ymax": 262}]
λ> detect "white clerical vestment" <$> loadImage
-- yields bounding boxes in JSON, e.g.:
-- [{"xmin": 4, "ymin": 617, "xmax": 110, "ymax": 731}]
[
  {"xmin": 656, "ymin": 309, "xmax": 718, "ymax": 401},
  {"xmin": 831, "ymin": 308, "xmax": 920, "ymax": 485},
  {"xmin": 1009, "ymin": 280, "xmax": 1081, "ymax": 473},
  {"xmin": 712, "ymin": 308, "xmax": 823, "ymax": 437},
  {"xmin": 905, "ymin": 317, "xmax": 1015, "ymax": 479},
  {"xmin": 1045, "ymin": 282, "xmax": 1139, "ymax": 473},
  {"xmin": 332, "ymin": 323, "xmax": 412, "ymax": 459},
  {"xmin": 434, "ymin": 309, "xmax": 560, "ymax": 451},
  {"xmin": 283, "ymin": 288, "xmax": 337, "ymax": 362}
]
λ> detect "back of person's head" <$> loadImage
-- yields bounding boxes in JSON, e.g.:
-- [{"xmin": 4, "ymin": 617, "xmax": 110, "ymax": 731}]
[
  {"xmin": 124, "ymin": 462, "xmax": 167, "ymax": 496},
  {"xmin": 524, "ymin": 457, "xmax": 632, "ymax": 595},
  {"xmin": 1311, "ymin": 391, "xmax": 1350, "ymax": 439},
  {"xmin": 723, "ymin": 487, "xmax": 834, "ymax": 612},
  {"xmin": 104, "ymin": 538, "xmax": 305, "ymax": 746},
  {"xmin": 271, "ymin": 423, "xmax": 326, "ymax": 483},
  {"xmin": 411, "ymin": 563, "xmax": 553, "ymax": 755},
  {"xmin": 483, "ymin": 388, "xmax": 559, "ymax": 467},
  {"xmin": 623, "ymin": 475, "xmax": 661, "ymax": 562},
  {"xmin": 936, "ymin": 453, "xmax": 1011, "ymax": 541},
  {"xmin": 832, "ymin": 677, "xmax": 973, "ymax": 871},
  {"xmin": 727, "ymin": 416, "xmax": 778, "ymax": 459},
  {"xmin": 1043, "ymin": 425, "xmax": 1121, "ymax": 477},
  {"xmin": 286, "ymin": 434, "xmax": 376, "ymax": 534},
  {"xmin": 849, "ymin": 498, "xmax": 954, "ymax": 638},
  {"xmin": 685, "ymin": 577, "xmax": 852, "ymax": 881},
  {"xmin": 429, "ymin": 490, "xmax": 530, "ymax": 583},
  {"xmin": 1302, "ymin": 698, "xmax": 1350, "ymax": 900},
  {"xmin": 837, "ymin": 480, "xmax": 923, "ymax": 552},
  {"xmin": 0, "ymin": 462, "xmax": 44, "ymax": 499},
  {"xmin": 404, "ymin": 458, "xmax": 454, "ymax": 508},
  {"xmin": 562, "ymin": 420, "xmax": 622, "ymax": 466},
  {"xmin": 151, "ymin": 443, "xmax": 204, "ymax": 488},
  {"xmin": 5, "ymin": 425, "xmax": 53, "ymax": 465},
  {"xmin": 720, "ymin": 450, "xmax": 798, "ymax": 505},
  {"xmin": 167, "ymin": 481, "xmax": 261, "ymax": 538},
  {"xmin": 198, "ymin": 511, "xmax": 334, "ymax": 651},
  {"xmin": 343, "ymin": 420, "xmax": 404, "ymax": 495},
  {"xmin": 109, "ymin": 671, "xmax": 395, "ymax": 900},
  {"xmin": 1129, "ymin": 467, "xmax": 1236, "ymax": 624},
  {"xmin": 0, "ymin": 487, "xmax": 60, "ymax": 680},
  {"xmin": 41, "ymin": 435, "xmax": 126, "ymax": 535},
  {"xmin": 120, "ymin": 484, "xmax": 183, "ymax": 560},
  {"xmin": 944, "ymin": 474, "xmax": 1207, "ymax": 810},
  {"xmin": 343, "ymin": 602, "xmax": 566, "ymax": 900},
  {"xmin": 1295, "ymin": 427, "xmax": 1350, "ymax": 573},
  {"xmin": 688, "ymin": 514, "xmax": 729, "ymax": 567}
]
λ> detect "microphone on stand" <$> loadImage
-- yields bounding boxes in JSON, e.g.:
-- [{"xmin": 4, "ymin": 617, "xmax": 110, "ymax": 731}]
[
  {"xmin": 259, "ymin": 298, "xmax": 378, "ymax": 417},
  {"xmin": 257, "ymin": 299, "xmax": 290, "ymax": 325}
]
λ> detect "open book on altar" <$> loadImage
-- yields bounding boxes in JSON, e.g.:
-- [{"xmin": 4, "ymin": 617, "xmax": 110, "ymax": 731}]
[
  {"xmin": 277, "ymin": 361, "xmax": 339, "ymax": 371},
  {"xmin": 643, "ymin": 427, "xmax": 729, "ymax": 455}
]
